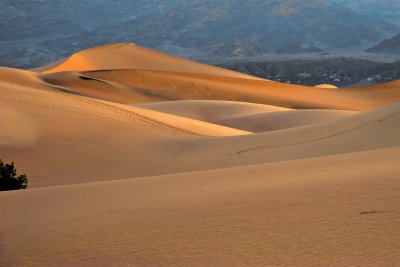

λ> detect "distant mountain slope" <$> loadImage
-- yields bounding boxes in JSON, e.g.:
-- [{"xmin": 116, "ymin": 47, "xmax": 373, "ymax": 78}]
[
  {"xmin": 0, "ymin": 0, "xmax": 398, "ymax": 69},
  {"xmin": 367, "ymin": 34, "xmax": 400, "ymax": 55}
]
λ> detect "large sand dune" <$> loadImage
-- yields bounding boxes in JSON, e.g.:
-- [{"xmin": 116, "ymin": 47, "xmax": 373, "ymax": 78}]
[
  {"xmin": 35, "ymin": 43, "xmax": 264, "ymax": 81},
  {"xmin": 1, "ymin": 43, "xmax": 400, "ymax": 266}
]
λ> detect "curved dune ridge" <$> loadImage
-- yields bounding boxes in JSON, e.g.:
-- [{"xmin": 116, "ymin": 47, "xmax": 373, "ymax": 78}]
[
  {"xmin": 1, "ymin": 43, "xmax": 400, "ymax": 266},
  {"xmin": 35, "ymin": 42, "xmax": 264, "ymax": 80}
]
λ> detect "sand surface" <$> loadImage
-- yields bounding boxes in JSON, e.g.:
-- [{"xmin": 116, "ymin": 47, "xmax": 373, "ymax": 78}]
[
  {"xmin": 1, "ymin": 43, "xmax": 400, "ymax": 266},
  {"xmin": 1, "ymin": 148, "xmax": 399, "ymax": 266}
]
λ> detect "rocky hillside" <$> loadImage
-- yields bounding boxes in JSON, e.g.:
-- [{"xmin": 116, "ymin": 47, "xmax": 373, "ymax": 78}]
[
  {"xmin": 367, "ymin": 34, "xmax": 400, "ymax": 55},
  {"xmin": 327, "ymin": 0, "xmax": 400, "ymax": 25}
]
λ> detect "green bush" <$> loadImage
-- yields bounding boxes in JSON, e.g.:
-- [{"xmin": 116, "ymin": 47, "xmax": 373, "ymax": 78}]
[{"xmin": 0, "ymin": 159, "xmax": 28, "ymax": 191}]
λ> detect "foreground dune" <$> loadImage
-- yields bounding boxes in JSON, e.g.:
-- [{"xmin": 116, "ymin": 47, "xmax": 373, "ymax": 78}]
[
  {"xmin": 1, "ymin": 147, "xmax": 399, "ymax": 266},
  {"xmin": 136, "ymin": 100, "xmax": 359, "ymax": 132}
]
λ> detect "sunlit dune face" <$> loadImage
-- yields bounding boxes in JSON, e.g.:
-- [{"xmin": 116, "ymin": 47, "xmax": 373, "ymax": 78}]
[{"xmin": 314, "ymin": 84, "xmax": 338, "ymax": 89}]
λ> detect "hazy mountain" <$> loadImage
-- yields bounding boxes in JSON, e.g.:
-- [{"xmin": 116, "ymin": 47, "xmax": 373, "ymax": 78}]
[
  {"xmin": 367, "ymin": 34, "xmax": 400, "ymax": 55},
  {"xmin": 327, "ymin": 0, "xmax": 400, "ymax": 25},
  {"xmin": 219, "ymin": 57, "xmax": 400, "ymax": 87},
  {"xmin": 0, "ymin": 0, "xmax": 398, "ymax": 68}
]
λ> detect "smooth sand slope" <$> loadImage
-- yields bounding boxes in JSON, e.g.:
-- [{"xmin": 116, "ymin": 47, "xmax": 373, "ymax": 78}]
[
  {"xmin": 136, "ymin": 100, "xmax": 359, "ymax": 132},
  {"xmin": 1, "ymin": 147, "xmax": 399, "ymax": 266}
]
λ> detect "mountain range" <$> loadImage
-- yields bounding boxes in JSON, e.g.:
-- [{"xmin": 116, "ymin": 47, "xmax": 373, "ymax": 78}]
[
  {"xmin": 219, "ymin": 57, "xmax": 400, "ymax": 87},
  {"xmin": 0, "ymin": 0, "xmax": 399, "ymax": 69}
]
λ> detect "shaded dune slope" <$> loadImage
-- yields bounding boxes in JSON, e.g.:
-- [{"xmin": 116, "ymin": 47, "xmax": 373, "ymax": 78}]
[{"xmin": 136, "ymin": 100, "xmax": 359, "ymax": 132}]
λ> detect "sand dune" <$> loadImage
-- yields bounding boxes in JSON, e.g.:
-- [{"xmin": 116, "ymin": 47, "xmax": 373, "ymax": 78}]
[
  {"xmin": 1, "ymin": 147, "xmax": 399, "ymax": 266},
  {"xmin": 36, "ymin": 43, "xmax": 264, "ymax": 81},
  {"xmin": 136, "ymin": 100, "xmax": 358, "ymax": 132},
  {"xmin": 1, "ymin": 43, "xmax": 400, "ymax": 266}
]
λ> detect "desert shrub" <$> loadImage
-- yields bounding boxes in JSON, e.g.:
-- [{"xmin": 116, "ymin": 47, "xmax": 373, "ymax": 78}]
[{"xmin": 0, "ymin": 159, "xmax": 28, "ymax": 191}]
